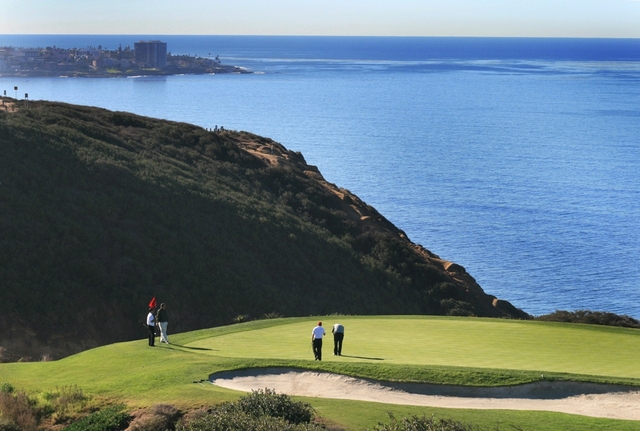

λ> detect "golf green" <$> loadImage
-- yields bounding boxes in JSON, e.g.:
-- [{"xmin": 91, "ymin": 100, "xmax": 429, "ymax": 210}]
[{"xmin": 187, "ymin": 316, "xmax": 640, "ymax": 378}]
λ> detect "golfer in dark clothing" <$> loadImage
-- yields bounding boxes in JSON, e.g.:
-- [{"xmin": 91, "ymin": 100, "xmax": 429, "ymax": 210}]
[
  {"xmin": 332, "ymin": 323, "xmax": 344, "ymax": 356},
  {"xmin": 156, "ymin": 303, "xmax": 170, "ymax": 344},
  {"xmin": 311, "ymin": 321, "xmax": 325, "ymax": 361}
]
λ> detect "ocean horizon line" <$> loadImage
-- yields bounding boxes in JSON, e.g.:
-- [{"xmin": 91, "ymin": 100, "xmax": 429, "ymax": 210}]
[{"xmin": 2, "ymin": 34, "xmax": 639, "ymax": 63}]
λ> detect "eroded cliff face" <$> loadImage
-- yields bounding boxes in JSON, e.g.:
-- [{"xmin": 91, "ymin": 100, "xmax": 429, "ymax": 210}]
[{"xmin": 237, "ymin": 137, "xmax": 530, "ymax": 320}]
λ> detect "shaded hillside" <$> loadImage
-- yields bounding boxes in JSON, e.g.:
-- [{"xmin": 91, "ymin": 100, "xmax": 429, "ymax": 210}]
[{"xmin": 0, "ymin": 101, "xmax": 528, "ymax": 361}]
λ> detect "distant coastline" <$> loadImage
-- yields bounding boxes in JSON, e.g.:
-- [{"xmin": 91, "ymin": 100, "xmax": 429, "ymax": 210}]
[
  {"xmin": 0, "ymin": 41, "xmax": 251, "ymax": 78},
  {"xmin": 0, "ymin": 64, "xmax": 251, "ymax": 78}
]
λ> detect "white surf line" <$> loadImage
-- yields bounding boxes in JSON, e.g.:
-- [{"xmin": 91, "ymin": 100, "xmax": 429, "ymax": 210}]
[{"xmin": 210, "ymin": 368, "xmax": 640, "ymax": 421}]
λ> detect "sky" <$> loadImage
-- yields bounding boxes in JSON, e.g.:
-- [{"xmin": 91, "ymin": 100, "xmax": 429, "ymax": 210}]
[{"xmin": 1, "ymin": 0, "xmax": 640, "ymax": 38}]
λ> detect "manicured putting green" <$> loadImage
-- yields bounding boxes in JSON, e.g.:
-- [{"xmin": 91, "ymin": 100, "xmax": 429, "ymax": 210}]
[{"xmin": 187, "ymin": 316, "xmax": 640, "ymax": 378}]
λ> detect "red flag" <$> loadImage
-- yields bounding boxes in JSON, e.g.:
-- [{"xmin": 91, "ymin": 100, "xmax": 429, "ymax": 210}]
[{"xmin": 148, "ymin": 296, "xmax": 157, "ymax": 309}]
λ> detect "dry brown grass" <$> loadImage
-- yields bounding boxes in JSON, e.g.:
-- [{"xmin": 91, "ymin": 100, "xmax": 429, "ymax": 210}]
[{"xmin": 0, "ymin": 391, "xmax": 38, "ymax": 431}]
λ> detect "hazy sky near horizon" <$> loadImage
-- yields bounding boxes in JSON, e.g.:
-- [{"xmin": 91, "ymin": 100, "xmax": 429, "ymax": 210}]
[{"xmin": 2, "ymin": 0, "xmax": 639, "ymax": 38}]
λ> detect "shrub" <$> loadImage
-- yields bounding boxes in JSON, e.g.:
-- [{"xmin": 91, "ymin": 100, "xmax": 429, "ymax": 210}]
[
  {"xmin": 0, "ymin": 391, "xmax": 38, "ymax": 431},
  {"xmin": 367, "ymin": 413, "xmax": 481, "ymax": 431},
  {"xmin": 176, "ymin": 390, "xmax": 321, "ymax": 431},
  {"xmin": 236, "ymin": 388, "xmax": 314, "ymax": 424},
  {"xmin": 126, "ymin": 413, "xmax": 171, "ymax": 431},
  {"xmin": 176, "ymin": 408, "xmax": 324, "ymax": 431},
  {"xmin": 62, "ymin": 404, "xmax": 130, "ymax": 431},
  {"xmin": 0, "ymin": 383, "xmax": 14, "ymax": 394},
  {"xmin": 127, "ymin": 404, "xmax": 181, "ymax": 431},
  {"xmin": 39, "ymin": 385, "xmax": 89, "ymax": 423}
]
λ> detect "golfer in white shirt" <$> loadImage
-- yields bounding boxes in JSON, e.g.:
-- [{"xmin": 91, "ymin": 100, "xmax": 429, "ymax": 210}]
[{"xmin": 311, "ymin": 321, "xmax": 326, "ymax": 360}]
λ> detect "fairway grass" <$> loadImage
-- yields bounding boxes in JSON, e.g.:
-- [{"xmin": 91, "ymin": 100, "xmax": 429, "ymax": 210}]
[{"xmin": 2, "ymin": 316, "xmax": 640, "ymax": 430}]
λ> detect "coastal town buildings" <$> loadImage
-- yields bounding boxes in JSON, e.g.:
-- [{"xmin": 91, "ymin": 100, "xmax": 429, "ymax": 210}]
[
  {"xmin": 0, "ymin": 41, "xmax": 247, "ymax": 77},
  {"xmin": 0, "ymin": 44, "xmax": 137, "ymax": 75}
]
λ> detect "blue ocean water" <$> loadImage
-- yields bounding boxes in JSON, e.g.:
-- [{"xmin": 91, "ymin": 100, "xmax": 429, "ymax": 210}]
[{"xmin": 2, "ymin": 36, "xmax": 640, "ymax": 317}]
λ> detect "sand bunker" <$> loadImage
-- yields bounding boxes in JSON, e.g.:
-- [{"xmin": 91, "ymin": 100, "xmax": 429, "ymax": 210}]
[{"xmin": 210, "ymin": 368, "xmax": 640, "ymax": 421}]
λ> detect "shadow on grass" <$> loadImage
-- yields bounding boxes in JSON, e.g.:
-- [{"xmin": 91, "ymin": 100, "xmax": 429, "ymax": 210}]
[
  {"xmin": 340, "ymin": 354, "xmax": 384, "ymax": 361},
  {"xmin": 166, "ymin": 344, "xmax": 215, "ymax": 351}
]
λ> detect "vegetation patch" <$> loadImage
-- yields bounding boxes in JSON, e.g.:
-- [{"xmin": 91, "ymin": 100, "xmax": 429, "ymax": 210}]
[
  {"xmin": 0, "ymin": 384, "xmax": 93, "ymax": 431},
  {"xmin": 62, "ymin": 405, "xmax": 129, "ymax": 431},
  {"xmin": 536, "ymin": 310, "xmax": 640, "ymax": 328},
  {"xmin": 367, "ymin": 413, "xmax": 483, "ymax": 431},
  {"xmin": 175, "ymin": 389, "xmax": 323, "ymax": 430}
]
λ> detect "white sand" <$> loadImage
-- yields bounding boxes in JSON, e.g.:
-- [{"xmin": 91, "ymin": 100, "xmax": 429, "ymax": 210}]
[{"xmin": 210, "ymin": 368, "xmax": 640, "ymax": 421}]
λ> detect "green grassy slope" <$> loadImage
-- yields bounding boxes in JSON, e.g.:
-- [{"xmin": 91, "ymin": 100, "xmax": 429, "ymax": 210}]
[
  {"xmin": 0, "ymin": 101, "xmax": 526, "ymax": 361},
  {"xmin": 3, "ymin": 316, "xmax": 639, "ymax": 430}
]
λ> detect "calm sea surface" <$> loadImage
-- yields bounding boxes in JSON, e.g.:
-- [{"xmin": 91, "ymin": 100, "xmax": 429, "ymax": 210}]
[{"xmin": 2, "ymin": 36, "xmax": 640, "ymax": 317}]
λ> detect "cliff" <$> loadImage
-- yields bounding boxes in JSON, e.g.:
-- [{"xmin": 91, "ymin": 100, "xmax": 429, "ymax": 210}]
[{"xmin": 0, "ymin": 100, "xmax": 528, "ymax": 361}]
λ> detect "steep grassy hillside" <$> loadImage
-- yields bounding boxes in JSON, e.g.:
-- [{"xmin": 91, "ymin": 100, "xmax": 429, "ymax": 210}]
[{"xmin": 0, "ymin": 101, "xmax": 527, "ymax": 360}]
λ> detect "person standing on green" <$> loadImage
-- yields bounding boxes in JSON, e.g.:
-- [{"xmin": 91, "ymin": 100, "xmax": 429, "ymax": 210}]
[
  {"xmin": 146, "ymin": 307, "xmax": 156, "ymax": 346},
  {"xmin": 156, "ymin": 303, "xmax": 170, "ymax": 344},
  {"xmin": 332, "ymin": 323, "xmax": 344, "ymax": 356},
  {"xmin": 311, "ymin": 321, "xmax": 325, "ymax": 361}
]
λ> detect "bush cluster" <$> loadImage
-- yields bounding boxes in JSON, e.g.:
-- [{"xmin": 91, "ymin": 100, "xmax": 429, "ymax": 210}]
[
  {"xmin": 235, "ymin": 388, "xmax": 314, "ymax": 424},
  {"xmin": 62, "ymin": 405, "xmax": 129, "ymax": 431},
  {"xmin": 177, "ymin": 388, "xmax": 321, "ymax": 431},
  {"xmin": 0, "ymin": 390, "xmax": 37, "ymax": 431},
  {"xmin": 367, "ymin": 414, "xmax": 482, "ymax": 431},
  {"xmin": 176, "ymin": 409, "xmax": 324, "ymax": 431},
  {"xmin": 40, "ymin": 385, "xmax": 88, "ymax": 423},
  {"xmin": 127, "ymin": 403, "xmax": 181, "ymax": 431},
  {"xmin": 0, "ymin": 385, "xmax": 90, "ymax": 431},
  {"xmin": 536, "ymin": 310, "xmax": 640, "ymax": 328}
]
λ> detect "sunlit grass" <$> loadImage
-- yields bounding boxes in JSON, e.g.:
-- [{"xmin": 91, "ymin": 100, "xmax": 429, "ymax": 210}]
[
  {"xmin": 3, "ymin": 316, "xmax": 640, "ymax": 430},
  {"xmin": 187, "ymin": 315, "xmax": 640, "ymax": 379}
]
